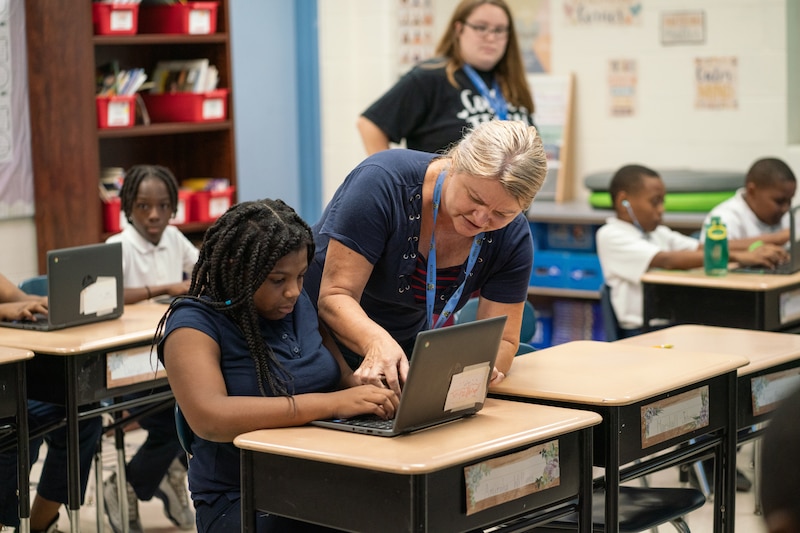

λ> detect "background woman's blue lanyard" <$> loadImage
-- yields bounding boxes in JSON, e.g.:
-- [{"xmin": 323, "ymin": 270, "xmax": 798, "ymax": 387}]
[
  {"xmin": 463, "ymin": 64, "xmax": 508, "ymax": 120},
  {"xmin": 427, "ymin": 170, "xmax": 485, "ymax": 329}
]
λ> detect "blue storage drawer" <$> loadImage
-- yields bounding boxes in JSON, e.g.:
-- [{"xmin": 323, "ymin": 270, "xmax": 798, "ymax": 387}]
[
  {"xmin": 567, "ymin": 253, "xmax": 604, "ymax": 291},
  {"xmin": 530, "ymin": 250, "xmax": 570, "ymax": 288}
]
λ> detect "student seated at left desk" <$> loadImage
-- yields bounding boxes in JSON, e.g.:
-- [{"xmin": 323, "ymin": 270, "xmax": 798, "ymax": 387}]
[
  {"xmin": 157, "ymin": 199, "xmax": 398, "ymax": 533},
  {"xmin": 104, "ymin": 164, "xmax": 199, "ymax": 533},
  {"xmin": 0, "ymin": 272, "xmax": 47, "ymax": 321},
  {"xmin": 106, "ymin": 164, "xmax": 198, "ymax": 305},
  {"xmin": 0, "ymin": 271, "xmax": 102, "ymax": 533}
]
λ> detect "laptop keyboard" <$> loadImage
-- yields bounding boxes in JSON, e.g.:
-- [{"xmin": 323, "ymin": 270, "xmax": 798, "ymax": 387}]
[{"xmin": 340, "ymin": 416, "xmax": 394, "ymax": 429}]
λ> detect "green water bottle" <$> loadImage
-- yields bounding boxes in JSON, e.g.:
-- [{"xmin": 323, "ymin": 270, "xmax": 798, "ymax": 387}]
[{"xmin": 704, "ymin": 216, "xmax": 729, "ymax": 276}]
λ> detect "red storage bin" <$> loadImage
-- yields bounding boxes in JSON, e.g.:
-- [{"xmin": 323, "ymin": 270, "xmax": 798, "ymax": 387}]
[
  {"xmin": 190, "ymin": 187, "xmax": 234, "ymax": 223},
  {"xmin": 92, "ymin": 3, "xmax": 139, "ymax": 36},
  {"xmin": 103, "ymin": 197, "xmax": 122, "ymax": 233},
  {"xmin": 138, "ymin": 2, "xmax": 218, "ymax": 35},
  {"xmin": 141, "ymin": 89, "xmax": 228, "ymax": 123},
  {"xmin": 170, "ymin": 190, "xmax": 194, "ymax": 225},
  {"xmin": 96, "ymin": 94, "xmax": 137, "ymax": 128}
]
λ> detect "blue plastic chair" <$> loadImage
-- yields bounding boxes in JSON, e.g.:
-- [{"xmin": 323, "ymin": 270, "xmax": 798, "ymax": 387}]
[
  {"xmin": 175, "ymin": 404, "xmax": 195, "ymax": 456},
  {"xmin": 18, "ymin": 274, "xmax": 48, "ymax": 296},
  {"xmin": 454, "ymin": 297, "xmax": 537, "ymax": 355}
]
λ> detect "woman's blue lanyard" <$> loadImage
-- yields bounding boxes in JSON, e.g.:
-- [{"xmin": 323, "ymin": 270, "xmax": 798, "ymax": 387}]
[
  {"xmin": 463, "ymin": 64, "xmax": 508, "ymax": 120},
  {"xmin": 427, "ymin": 171, "xmax": 485, "ymax": 329}
]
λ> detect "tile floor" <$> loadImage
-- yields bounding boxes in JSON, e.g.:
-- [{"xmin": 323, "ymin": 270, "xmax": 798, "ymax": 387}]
[{"xmin": 13, "ymin": 430, "xmax": 768, "ymax": 532}]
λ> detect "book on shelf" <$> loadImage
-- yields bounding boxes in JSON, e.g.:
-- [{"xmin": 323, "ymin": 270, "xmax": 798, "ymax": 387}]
[
  {"xmin": 96, "ymin": 61, "xmax": 147, "ymax": 96},
  {"xmin": 151, "ymin": 59, "xmax": 218, "ymax": 94}
]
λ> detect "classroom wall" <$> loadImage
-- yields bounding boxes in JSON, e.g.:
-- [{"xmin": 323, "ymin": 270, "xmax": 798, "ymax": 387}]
[
  {"xmin": 4, "ymin": 0, "xmax": 798, "ymax": 283},
  {"xmin": 318, "ymin": 0, "xmax": 800, "ymax": 206}
]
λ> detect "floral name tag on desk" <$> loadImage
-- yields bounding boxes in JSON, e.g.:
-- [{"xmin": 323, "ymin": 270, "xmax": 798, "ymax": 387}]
[
  {"xmin": 464, "ymin": 440, "xmax": 560, "ymax": 516},
  {"xmin": 641, "ymin": 386, "xmax": 709, "ymax": 448}
]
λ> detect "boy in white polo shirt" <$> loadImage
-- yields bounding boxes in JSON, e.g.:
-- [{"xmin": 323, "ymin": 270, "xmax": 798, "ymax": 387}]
[
  {"xmin": 596, "ymin": 164, "xmax": 787, "ymax": 337},
  {"xmin": 702, "ymin": 158, "xmax": 796, "ymax": 246},
  {"xmin": 104, "ymin": 164, "xmax": 198, "ymax": 533}
]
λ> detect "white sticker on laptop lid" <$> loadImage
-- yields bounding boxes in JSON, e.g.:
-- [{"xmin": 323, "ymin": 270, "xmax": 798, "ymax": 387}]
[
  {"xmin": 444, "ymin": 362, "xmax": 491, "ymax": 412},
  {"xmin": 80, "ymin": 276, "xmax": 118, "ymax": 316}
]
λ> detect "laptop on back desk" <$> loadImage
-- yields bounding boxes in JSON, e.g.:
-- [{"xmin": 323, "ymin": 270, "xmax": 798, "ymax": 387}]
[
  {"xmin": 0, "ymin": 242, "xmax": 124, "ymax": 331},
  {"xmin": 732, "ymin": 204, "xmax": 800, "ymax": 275},
  {"xmin": 312, "ymin": 315, "xmax": 506, "ymax": 437}
]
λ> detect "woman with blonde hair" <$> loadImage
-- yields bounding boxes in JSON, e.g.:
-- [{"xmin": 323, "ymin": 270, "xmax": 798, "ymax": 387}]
[
  {"xmin": 307, "ymin": 120, "xmax": 547, "ymax": 396},
  {"xmin": 357, "ymin": 0, "xmax": 535, "ymax": 155}
]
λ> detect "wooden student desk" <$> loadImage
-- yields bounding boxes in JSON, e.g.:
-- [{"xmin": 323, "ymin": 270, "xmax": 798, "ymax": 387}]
[
  {"xmin": 0, "ymin": 303, "xmax": 171, "ymax": 533},
  {"xmin": 0, "ymin": 347, "xmax": 34, "ymax": 533},
  {"xmin": 617, "ymin": 324, "xmax": 800, "ymax": 511},
  {"xmin": 234, "ymin": 399, "xmax": 602, "ymax": 533},
  {"xmin": 641, "ymin": 268, "xmax": 800, "ymax": 332},
  {"xmin": 491, "ymin": 340, "xmax": 748, "ymax": 533}
]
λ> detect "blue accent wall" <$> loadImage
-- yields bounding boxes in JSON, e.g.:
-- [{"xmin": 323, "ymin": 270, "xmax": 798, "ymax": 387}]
[{"xmin": 229, "ymin": 1, "xmax": 304, "ymax": 212}]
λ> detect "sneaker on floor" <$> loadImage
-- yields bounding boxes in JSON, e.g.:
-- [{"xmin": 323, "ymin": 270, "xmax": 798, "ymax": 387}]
[
  {"xmin": 737, "ymin": 468, "xmax": 752, "ymax": 492},
  {"xmin": 103, "ymin": 472, "xmax": 143, "ymax": 533},
  {"xmin": 154, "ymin": 457, "xmax": 194, "ymax": 530}
]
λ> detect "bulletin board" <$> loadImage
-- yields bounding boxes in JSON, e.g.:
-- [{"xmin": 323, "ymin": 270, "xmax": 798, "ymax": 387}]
[{"xmin": 527, "ymin": 73, "xmax": 575, "ymax": 203}]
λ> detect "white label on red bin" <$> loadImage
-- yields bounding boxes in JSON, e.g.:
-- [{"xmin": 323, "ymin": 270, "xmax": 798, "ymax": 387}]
[
  {"xmin": 188, "ymin": 9, "xmax": 212, "ymax": 34},
  {"xmin": 209, "ymin": 196, "xmax": 230, "ymax": 219},
  {"xmin": 107, "ymin": 100, "xmax": 132, "ymax": 127},
  {"xmin": 110, "ymin": 10, "xmax": 134, "ymax": 31},
  {"xmin": 202, "ymin": 98, "xmax": 225, "ymax": 120},
  {"xmin": 171, "ymin": 199, "xmax": 188, "ymax": 225}
]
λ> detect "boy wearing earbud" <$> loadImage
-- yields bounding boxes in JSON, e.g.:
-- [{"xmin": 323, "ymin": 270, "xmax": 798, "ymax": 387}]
[{"xmin": 596, "ymin": 164, "xmax": 787, "ymax": 336}]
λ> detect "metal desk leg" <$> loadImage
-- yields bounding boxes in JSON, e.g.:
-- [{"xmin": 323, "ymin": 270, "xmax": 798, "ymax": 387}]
[
  {"xmin": 115, "ymin": 420, "xmax": 130, "ymax": 533},
  {"xmin": 604, "ymin": 408, "xmax": 620, "ymax": 532},
  {"xmin": 95, "ymin": 439, "xmax": 104, "ymax": 533},
  {"xmin": 16, "ymin": 362, "xmax": 30, "ymax": 533},
  {"xmin": 577, "ymin": 427, "xmax": 593, "ymax": 533},
  {"xmin": 241, "ymin": 451, "xmax": 256, "ymax": 533},
  {"xmin": 66, "ymin": 361, "xmax": 80, "ymax": 533}
]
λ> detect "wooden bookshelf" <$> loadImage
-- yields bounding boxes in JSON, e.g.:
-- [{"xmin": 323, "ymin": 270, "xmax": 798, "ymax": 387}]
[{"xmin": 24, "ymin": 1, "xmax": 236, "ymax": 271}]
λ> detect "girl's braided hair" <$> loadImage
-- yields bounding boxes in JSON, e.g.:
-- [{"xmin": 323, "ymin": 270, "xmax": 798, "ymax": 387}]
[{"xmin": 156, "ymin": 198, "xmax": 314, "ymax": 396}]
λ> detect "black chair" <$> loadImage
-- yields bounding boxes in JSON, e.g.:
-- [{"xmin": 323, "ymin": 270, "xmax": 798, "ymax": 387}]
[
  {"xmin": 527, "ymin": 485, "xmax": 706, "ymax": 533},
  {"xmin": 599, "ymin": 283, "xmax": 624, "ymax": 342}
]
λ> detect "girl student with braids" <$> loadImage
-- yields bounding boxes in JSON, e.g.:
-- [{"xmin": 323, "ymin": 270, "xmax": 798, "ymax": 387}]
[
  {"xmin": 107, "ymin": 164, "xmax": 198, "ymax": 305},
  {"xmin": 156, "ymin": 199, "xmax": 399, "ymax": 533},
  {"xmin": 104, "ymin": 164, "xmax": 197, "ymax": 533}
]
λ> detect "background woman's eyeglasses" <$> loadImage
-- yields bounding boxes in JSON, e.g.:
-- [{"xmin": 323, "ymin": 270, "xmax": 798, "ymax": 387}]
[{"xmin": 463, "ymin": 21, "xmax": 509, "ymax": 38}]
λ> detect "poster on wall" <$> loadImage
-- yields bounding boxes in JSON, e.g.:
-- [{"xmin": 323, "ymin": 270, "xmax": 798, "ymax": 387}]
[
  {"xmin": 608, "ymin": 59, "xmax": 636, "ymax": 116},
  {"xmin": 695, "ymin": 56, "xmax": 738, "ymax": 110},
  {"xmin": 397, "ymin": 0, "xmax": 435, "ymax": 74},
  {"xmin": 660, "ymin": 10, "xmax": 705, "ymax": 45},
  {"xmin": 0, "ymin": 0, "xmax": 34, "ymax": 220},
  {"xmin": 507, "ymin": 0, "xmax": 551, "ymax": 73},
  {"xmin": 563, "ymin": 0, "xmax": 642, "ymax": 26}
]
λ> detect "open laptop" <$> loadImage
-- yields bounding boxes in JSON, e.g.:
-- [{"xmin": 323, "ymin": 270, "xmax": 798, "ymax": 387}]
[
  {"xmin": 732, "ymin": 204, "xmax": 800, "ymax": 275},
  {"xmin": 312, "ymin": 315, "xmax": 506, "ymax": 437},
  {"xmin": 0, "ymin": 242, "xmax": 124, "ymax": 331}
]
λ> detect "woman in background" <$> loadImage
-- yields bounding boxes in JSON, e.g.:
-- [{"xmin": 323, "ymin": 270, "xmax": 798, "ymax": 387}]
[{"xmin": 357, "ymin": 0, "xmax": 535, "ymax": 155}]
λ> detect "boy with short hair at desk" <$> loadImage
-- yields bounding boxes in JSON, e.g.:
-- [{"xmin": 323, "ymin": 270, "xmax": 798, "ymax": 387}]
[
  {"xmin": 596, "ymin": 164, "xmax": 787, "ymax": 338},
  {"xmin": 0, "ymin": 273, "xmax": 102, "ymax": 533},
  {"xmin": 701, "ymin": 157, "xmax": 796, "ymax": 246},
  {"xmin": 103, "ymin": 164, "xmax": 198, "ymax": 532}
]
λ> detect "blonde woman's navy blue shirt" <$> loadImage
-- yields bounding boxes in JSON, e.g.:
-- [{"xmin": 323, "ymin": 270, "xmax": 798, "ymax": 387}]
[
  {"xmin": 306, "ymin": 149, "xmax": 533, "ymax": 345},
  {"xmin": 157, "ymin": 291, "xmax": 340, "ymax": 506}
]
